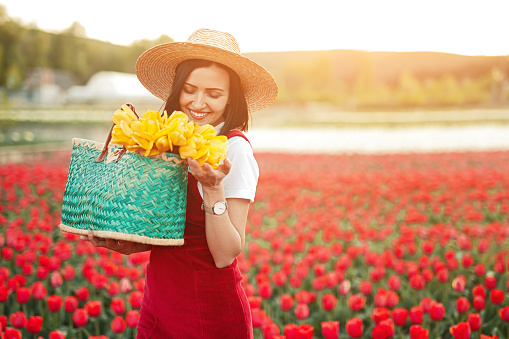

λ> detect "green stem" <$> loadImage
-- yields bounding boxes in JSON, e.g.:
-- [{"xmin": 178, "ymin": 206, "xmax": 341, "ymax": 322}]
[
  {"xmin": 78, "ymin": 328, "xmax": 83, "ymax": 339},
  {"xmin": 94, "ymin": 317, "xmax": 100, "ymax": 336},
  {"xmin": 436, "ymin": 322, "xmax": 440, "ymax": 339},
  {"xmin": 38, "ymin": 300, "xmax": 44, "ymax": 315},
  {"xmin": 54, "ymin": 312, "xmax": 58, "ymax": 330}
]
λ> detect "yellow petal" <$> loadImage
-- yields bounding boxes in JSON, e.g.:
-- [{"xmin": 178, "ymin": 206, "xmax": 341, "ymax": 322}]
[
  {"xmin": 147, "ymin": 120, "xmax": 158, "ymax": 136},
  {"xmin": 155, "ymin": 137, "xmax": 171, "ymax": 152},
  {"xmin": 131, "ymin": 121, "xmax": 142, "ymax": 134},
  {"xmin": 113, "ymin": 110, "xmax": 135, "ymax": 126},
  {"xmin": 168, "ymin": 111, "xmax": 188, "ymax": 124},
  {"xmin": 119, "ymin": 120, "xmax": 133, "ymax": 137},
  {"xmin": 121, "ymin": 104, "xmax": 138, "ymax": 121},
  {"xmin": 170, "ymin": 131, "xmax": 187, "ymax": 146},
  {"xmin": 132, "ymin": 134, "xmax": 153, "ymax": 150}
]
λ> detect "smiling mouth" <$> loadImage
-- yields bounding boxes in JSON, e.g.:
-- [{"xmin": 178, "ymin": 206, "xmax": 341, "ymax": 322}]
[{"xmin": 190, "ymin": 110, "xmax": 208, "ymax": 118}]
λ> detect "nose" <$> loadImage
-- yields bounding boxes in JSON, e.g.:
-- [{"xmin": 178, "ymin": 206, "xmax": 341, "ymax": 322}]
[{"xmin": 192, "ymin": 92, "xmax": 207, "ymax": 110}]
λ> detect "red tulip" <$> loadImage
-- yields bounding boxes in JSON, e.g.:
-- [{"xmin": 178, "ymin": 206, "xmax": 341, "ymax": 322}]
[
  {"xmin": 279, "ymin": 294, "xmax": 295, "ymax": 311},
  {"xmin": 321, "ymin": 293, "xmax": 337, "ymax": 311},
  {"xmin": 348, "ymin": 294, "xmax": 366, "ymax": 311},
  {"xmin": 485, "ymin": 276, "xmax": 497, "ymax": 290},
  {"xmin": 421, "ymin": 240, "xmax": 434, "ymax": 255},
  {"xmin": 409, "ymin": 325, "xmax": 429, "ymax": 339},
  {"xmin": 31, "ymin": 281, "xmax": 47, "ymax": 300},
  {"xmin": 74, "ymin": 286, "xmax": 89, "ymax": 301},
  {"xmin": 461, "ymin": 253, "xmax": 474, "ymax": 267},
  {"xmin": 9, "ymin": 311, "xmax": 27, "ymax": 328},
  {"xmin": 85, "ymin": 300, "xmax": 102, "ymax": 317},
  {"xmin": 15, "ymin": 286, "xmax": 30, "ymax": 304},
  {"xmin": 499, "ymin": 306, "xmax": 509, "ymax": 321},
  {"xmin": 62, "ymin": 265, "xmax": 76, "ymax": 280},
  {"xmin": 467, "ymin": 313, "xmax": 481, "ymax": 331},
  {"xmin": 4, "ymin": 328, "xmax": 22, "ymax": 339},
  {"xmin": 321, "ymin": 321, "xmax": 339, "ymax": 339},
  {"xmin": 456, "ymin": 297, "xmax": 470, "ymax": 313},
  {"xmin": 47, "ymin": 294, "xmax": 63, "ymax": 312},
  {"xmin": 436, "ymin": 268, "xmax": 449, "ymax": 283},
  {"xmin": 450, "ymin": 322, "xmax": 471, "ymax": 339},
  {"xmin": 409, "ymin": 274, "xmax": 425, "ymax": 290},
  {"xmin": 294, "ymin": 290, "xmax": 311, "ymax": 304},
  {"xmin": 385, "ymin": 290, "xmax": 399, "ymax": 308},
  {"xmin": 490, "ymin": 288, "xmax": 504, "ymax": 305},
  {"xmin": 387, "ymin": 275, "xmax": 401, "ymax": 290},
  {"xmin": 359, "ymin": 280, "xmax": 373, "ymax": 295},
  {"xmin": 480, "ymin": 335, "xmax": 499, "ymax": 339},
  {"xmin": 338, "ymin": 279, "xmax": 351, "ymax": 295},
  {"xmin": 263, "ymin": 322, "xmax": 280, "ymax": 339},
  {"xmin": 49, "ymin": 330, "xmax": 67, "ymax": 339},
  {"xmin": 429, "ymin": 302, "xmax": 445, "ymax": 321},
  {"xmin": 391, "ymin": 307, "xmax": 408, "ymax": 326},
  {"xmin": 272, "ymin": 271, "xmax": 287, "ymax": 287},
  {"xmin": 473, "ymin": 296, "xmax": 485, "ymax": 311},
  {"xmin": 419, "ymin": 297, "xmax": 432, "ymax": 313},
  {"xmin": 346, "ymin": 317, "xmax": 363, "ymax": 338},
  {"xmin": 258, "ymin": 281, "xmax": 272, "ymax": 299},
  {"xmin": 284, "ymin": 323, "xmax": 298, "ymax": 339},
  {"xmin": 409, "ymin": 306, "xmax": 423, "ymax": 324},
  {"xmin": 110, "ymin": 316, "xmax": 127, "ymax": 333},
  {"xmin": 64, "ymin": 295, "xmax": 78, "ymax": 312},
  {"xmin": 377, "ymin": 318, "xmax": 395, "ymax": 338},
  {"xmin": 110, "ymin": 297, "xmax": 126, "ymax": 315},
  {"xmin": 128, "ymin": 291, "xmax": 143, "ymax": 308},
  {"xmin": 26, "ymin": 315, "xmax": 43, "ymax": 334},
  {"xmin": 0, "ymin": 284, "xmax": 8, "ymax": 302},
  {"xmin": 294, "ymin": 303, "xmax": 310, "ymax": 320},
  {"xmin": 472, "ymin": 284, "xmax": 486, "ymax": 298},
  {"xmin": 371, "ymin": 307, "xmax": 391, "ymax": 325},
  {"xmin": 473, "ymin": 263, "xmax": 486, "ymax": 277},
  {"xmin": 126, "ymin": 310, "xmax": 140, "ymax": 328},
  {"xmin": 297, "ymin": 324, "xmax": 314, "ymax": 339},
  {"xmin": 72, "ymin": 308, "xmax": 89, "ymax": 327},
  {"xmin": 452, "ymin": 275, "xmax": 466, "ymax": 292},
  {"xmin": 251, "ymin": 308, "xmax": 265, "ymax": 327},
  {"xmin": 50, "ymin": 271, "xmax": 63, "ymax": 287},
  {"xmin": 248, "ymin": 296, "xmax": 262, "ymax": 309}
]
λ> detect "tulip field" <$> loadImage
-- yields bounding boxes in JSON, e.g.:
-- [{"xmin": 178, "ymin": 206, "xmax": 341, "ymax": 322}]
[{"xmin": 1, "ymin": 149, "xmax": 509, "ymax": 338}]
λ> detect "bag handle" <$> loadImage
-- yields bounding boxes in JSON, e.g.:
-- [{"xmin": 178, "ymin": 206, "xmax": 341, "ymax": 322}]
[{"xmin": 95, "ymin": 103, "xmax": 139, "ymax": 163}]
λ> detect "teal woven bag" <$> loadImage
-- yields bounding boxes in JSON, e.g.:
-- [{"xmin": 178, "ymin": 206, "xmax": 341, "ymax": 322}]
[{"xmin": 59, "ymin": 137, "xmax": 188, "ymax": 246}]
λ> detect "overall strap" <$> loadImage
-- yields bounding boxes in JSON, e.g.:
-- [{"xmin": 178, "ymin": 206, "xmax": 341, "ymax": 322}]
[{"xmin": 226, "ymin": 130, "xmax": 251, "ymax": 147}]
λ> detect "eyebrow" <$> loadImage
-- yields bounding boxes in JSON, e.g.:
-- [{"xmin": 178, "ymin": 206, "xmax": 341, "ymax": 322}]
[{"xmin": 183, "ymin": 82, "xmax": 225, "ymax": 92}]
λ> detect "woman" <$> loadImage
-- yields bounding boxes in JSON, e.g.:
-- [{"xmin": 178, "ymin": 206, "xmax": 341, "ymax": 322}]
[{"xmin": 81, "ymin": 28, "xmax": 278, "ymax": 338}]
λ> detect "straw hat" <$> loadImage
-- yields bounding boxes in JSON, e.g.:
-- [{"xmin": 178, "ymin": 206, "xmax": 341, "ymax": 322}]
[{"xmin": 136, "ymin": 28, "xmax": 278, "ymax": 113}]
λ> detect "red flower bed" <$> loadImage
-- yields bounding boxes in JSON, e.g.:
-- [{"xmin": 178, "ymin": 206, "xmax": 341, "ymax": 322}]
[{"xmin": 1, "ymin": 150, "xmax": 509, "ymax": 338}]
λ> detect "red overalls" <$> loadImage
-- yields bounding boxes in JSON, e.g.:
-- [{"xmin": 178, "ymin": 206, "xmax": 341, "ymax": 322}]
[{"xmin": 137, "ymin": 131, "xmax": 253, "ymax": 339}]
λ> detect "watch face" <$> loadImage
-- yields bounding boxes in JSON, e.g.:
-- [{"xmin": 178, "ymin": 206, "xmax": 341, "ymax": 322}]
[{"xmin": 213, "ymin": 202, "xmax": 227, "ymax": 215}]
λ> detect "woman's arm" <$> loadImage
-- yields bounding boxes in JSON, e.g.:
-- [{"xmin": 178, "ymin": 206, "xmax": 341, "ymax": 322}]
[
  {"xmin": 188, "ymin": 158, "xmax": 249, "ymax": 268},
  {"xmin": 80, "ymin": 231, "xmax": 152, "ymax": 255}
]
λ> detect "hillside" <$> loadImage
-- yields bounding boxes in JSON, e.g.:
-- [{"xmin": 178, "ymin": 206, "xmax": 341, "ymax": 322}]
[{"xmin": 246, "ymin": 49, "xmax": 509, "ymax": 86}]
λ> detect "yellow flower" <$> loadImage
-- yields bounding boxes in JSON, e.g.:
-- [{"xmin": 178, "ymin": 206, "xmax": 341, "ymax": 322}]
[{"xmin": 110, "ymin": 108, "xmax": 228, "ymax": 166}]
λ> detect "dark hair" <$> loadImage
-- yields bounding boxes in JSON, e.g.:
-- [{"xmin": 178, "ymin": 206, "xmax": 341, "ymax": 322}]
[{"xmin": 163, "ymin": 59, "xmax": 249, "ymax": 136}]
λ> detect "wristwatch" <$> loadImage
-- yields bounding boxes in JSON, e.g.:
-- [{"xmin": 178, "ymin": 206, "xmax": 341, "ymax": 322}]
[{"xmin": 201, "ymin": 201, "xmax": 228, "ymax": 215}]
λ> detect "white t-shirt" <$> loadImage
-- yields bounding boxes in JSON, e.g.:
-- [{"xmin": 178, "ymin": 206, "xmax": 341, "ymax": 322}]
[{"xmin": 196, "ymin": 126, "xmax": 259, "ymax": 202}]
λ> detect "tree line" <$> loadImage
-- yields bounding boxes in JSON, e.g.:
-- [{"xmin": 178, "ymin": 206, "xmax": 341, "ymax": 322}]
[
  {"xmin": 0, "ymin": 5, "xmax": 172, "ymax": 90},
  {"xmin": 1, "ymin": 4, "xmax": 507, "ymax": 109}
]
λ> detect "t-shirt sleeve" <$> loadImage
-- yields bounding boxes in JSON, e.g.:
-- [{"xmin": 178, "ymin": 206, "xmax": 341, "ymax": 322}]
[{"xmin": 222, "ymin": 136, "xmax": 259, "ymax": 202}]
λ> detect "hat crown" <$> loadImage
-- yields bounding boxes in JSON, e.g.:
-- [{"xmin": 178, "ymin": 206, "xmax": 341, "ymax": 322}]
[{"xmin": 187, "ymin": 29, "xmax": 241, "ymax": 55}]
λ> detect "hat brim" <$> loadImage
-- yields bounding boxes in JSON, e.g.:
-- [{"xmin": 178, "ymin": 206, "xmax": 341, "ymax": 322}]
[{"xmin": 136, "ymin": 42, "xmax": 278, "ymax": 113}]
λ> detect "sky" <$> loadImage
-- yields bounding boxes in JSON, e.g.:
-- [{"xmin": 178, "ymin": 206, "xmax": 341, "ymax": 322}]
[{"xmin": 1, "ymin": 0, "xmax": 509, "ymax": 56}]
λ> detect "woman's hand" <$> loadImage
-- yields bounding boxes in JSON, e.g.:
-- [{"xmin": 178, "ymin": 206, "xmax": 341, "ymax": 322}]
[
  {"xmin": 80, "ymin": 231, "xmax": 150, "ymax": 255},
  {"xmin": 188, "ymin": 158, "xmax": 232, "ymax": 190}
]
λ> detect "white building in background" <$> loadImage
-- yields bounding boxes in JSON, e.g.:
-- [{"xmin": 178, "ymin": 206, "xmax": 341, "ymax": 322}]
[{"xmin": 66, "ymin": 71, "xmax": 157, "ymax": 103}]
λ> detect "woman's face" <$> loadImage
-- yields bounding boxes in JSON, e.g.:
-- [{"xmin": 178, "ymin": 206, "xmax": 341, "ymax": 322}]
[{"xmin": 179, "ymin": 64, "xmax": 230, "ymax": 127}]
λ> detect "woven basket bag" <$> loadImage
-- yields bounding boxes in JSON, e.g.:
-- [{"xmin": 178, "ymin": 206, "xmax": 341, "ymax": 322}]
[{"xmin": 59, "ymin": 105, "xmax": 188, "ymax": 246}]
